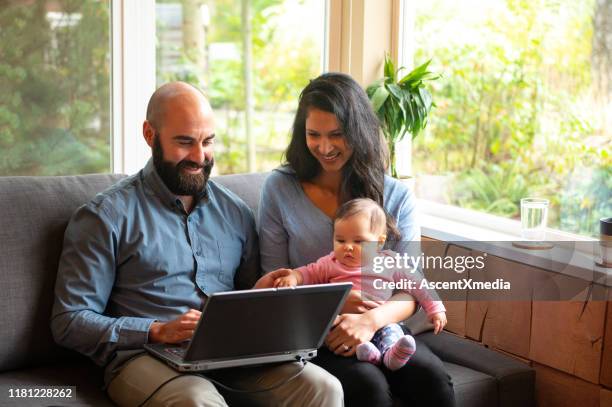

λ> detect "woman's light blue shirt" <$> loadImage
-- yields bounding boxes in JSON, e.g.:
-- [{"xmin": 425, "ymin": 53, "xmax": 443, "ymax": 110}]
[{"xmin": 258, "ymin": 166, "xmax": 420, "ymax": 272}]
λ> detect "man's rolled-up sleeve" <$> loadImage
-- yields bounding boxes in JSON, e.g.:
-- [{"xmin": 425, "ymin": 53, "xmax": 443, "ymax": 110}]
[{"xmin": 50, "ymin": 203, "xmax": 155, "ymax": 366}]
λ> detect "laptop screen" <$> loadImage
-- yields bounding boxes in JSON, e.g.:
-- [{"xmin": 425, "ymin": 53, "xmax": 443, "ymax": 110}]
[{"xmin": 184, "ymin": 283, "xmax": 351, "ymax": 361}]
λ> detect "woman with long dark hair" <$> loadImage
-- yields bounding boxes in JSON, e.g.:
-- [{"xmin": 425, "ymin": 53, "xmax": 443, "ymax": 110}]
[{"xmin": 257, "ymin": 72, "xmax": 455, "ymax": 406}]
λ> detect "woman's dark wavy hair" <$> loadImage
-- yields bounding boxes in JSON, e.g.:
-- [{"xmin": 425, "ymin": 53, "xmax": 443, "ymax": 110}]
[{"xmin": 285, "ymin": 72, "xmax": 400, "ymax": 240}]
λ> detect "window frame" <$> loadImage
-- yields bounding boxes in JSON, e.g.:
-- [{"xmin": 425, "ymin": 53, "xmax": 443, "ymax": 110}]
[{"xmin": 111, "ymin": 0, "xmax": 156, "ymax": 175}]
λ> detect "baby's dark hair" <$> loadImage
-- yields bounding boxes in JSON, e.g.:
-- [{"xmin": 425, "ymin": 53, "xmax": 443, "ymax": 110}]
[{"xmin": 334, "ymin": 198, "xmax": 401, "ymax": 241}]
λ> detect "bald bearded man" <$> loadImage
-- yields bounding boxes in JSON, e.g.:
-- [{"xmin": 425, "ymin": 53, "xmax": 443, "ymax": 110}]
[{"xmin": 51, "ymin": 82, "xmax": 343, "ymax": 406}]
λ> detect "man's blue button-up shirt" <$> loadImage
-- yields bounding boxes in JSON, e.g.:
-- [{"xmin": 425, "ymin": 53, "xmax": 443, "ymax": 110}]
[{"xmin": 51, "ymin": 159, "xmax": 260, "ymax": 369}]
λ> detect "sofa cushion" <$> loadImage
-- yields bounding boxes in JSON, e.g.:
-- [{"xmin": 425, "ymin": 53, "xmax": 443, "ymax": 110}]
[
  {"xmin": 0, "ymin": 361, "xmax": 113, "ymax": 406},
  {"xmin": 444, "ymin": 362, "xmax": 497, "ymax": 407},
  {"xmin": 0, "ymin": 171, "xmax": 271, "ymax": 373},
  {"xmin": 0, "ymin": 175, "xmax": 125, "ymax": 372},
  {"xmin": 213, "ymin": 172, "xmax": 268, "ymax": 220},
  {"xmin": 418, "ymin": 332, "xmax": 535, "ymax": 407},
  {"xmin": 0, "ymin": 171, "xmax": 537, "ymax": 407}
]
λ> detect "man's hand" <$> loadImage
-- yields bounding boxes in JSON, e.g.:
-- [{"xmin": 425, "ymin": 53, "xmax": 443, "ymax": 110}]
[
  {"xmin": 340, "ymin": 290, "xmax": 384, "ymax": 314},
  {"xmin": 430, "ymin": 312, "xmax": 447, "ymax": 335},
  {"xmin": 325, "ymin": 313, "xmax": 378, "ymax": 357},
  {"xmin": 148, "ymin": 309, "xmax": 201, "ymax": 344},
  {"xmin": 253, "ymin": 268, "xmax": 293, "ymax": 289}
]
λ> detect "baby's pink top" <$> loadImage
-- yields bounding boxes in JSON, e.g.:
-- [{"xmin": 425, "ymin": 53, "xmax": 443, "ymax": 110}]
[{"xmin": 296, "ymin": 251, "xmax": 445, "ymax": 317}]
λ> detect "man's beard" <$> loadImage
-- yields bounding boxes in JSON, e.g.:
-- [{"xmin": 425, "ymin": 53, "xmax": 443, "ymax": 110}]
[{"xmin": 153, "ymin": 135, "xmax": 214, "ymax": 196}]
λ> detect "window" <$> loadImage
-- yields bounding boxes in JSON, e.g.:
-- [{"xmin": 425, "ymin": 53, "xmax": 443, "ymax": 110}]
[
  {"xmin": 408, "ymin": 0, "xmax": 611, "ymax": 237},
  {"xmin": 155, "ymin": 0, "xmax": 327, "ymax": 175},
  {"xmin": 0, "ymin": 1, "xmax": 112, "ymax": 176}
]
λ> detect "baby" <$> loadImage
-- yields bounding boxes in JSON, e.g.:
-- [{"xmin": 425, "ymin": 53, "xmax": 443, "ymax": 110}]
[{"xmin": 272, "ymin": 198, "xmax": 447, "ymax": 371}]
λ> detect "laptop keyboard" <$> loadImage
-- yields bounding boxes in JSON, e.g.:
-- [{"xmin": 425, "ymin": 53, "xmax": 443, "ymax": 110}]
[{"xmin": 165, "ymin": 347, "xmax": 186, "ymax": 357}]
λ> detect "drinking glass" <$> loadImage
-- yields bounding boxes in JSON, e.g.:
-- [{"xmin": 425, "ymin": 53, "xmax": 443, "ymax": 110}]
[{"xmin": 520, "ymin": 198, "xmax": 549, "ymax": 241}]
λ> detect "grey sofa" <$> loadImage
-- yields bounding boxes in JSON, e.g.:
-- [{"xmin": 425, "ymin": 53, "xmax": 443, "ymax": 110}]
[{"xmin": 0, "ymin": 172, "xmax": 535, "ymax": 406}]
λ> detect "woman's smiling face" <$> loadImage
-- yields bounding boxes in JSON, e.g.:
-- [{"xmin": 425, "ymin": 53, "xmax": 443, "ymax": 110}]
[{"xmin": 305, "ymin": 108, "xmax": 353, "ymax": 174}]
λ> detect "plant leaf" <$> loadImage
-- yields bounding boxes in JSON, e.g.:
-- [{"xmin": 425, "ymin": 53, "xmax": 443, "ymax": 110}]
[
  {"xmin": 386, "ymin": 83, "xmax": 407, "ymax": 122},
  {"xmin": 418, "ymin": 87, "xmax": 433, "ymax": 111},
  {"xmin": 370, "ymin": 85, "xmax": 389, "ymax": 113},
  {"xmin": 399, "ymin": 59, "xmax": 432, "ymax": 85},
  {"xmin": 404, "ymin": 91, "xmax": 416, "ymax": 127},
  {"xmin": 367, "ymin": 56, "xmax": 440, "ymax": 153},
  {"xmin": 384, "ymin": 54, "xmax": 395, "ymax": 82},
  {"xmin": 366, "ymin": 80, "xmax": 384, "ymax": 98}
]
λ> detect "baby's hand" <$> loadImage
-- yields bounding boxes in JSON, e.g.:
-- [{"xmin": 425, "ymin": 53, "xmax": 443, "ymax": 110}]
[
  {"xmin": 274, "ymin": 276, "xmax": 298, "ymax": 287},
  {"xmin": 430, "ymin": 312, "xmax": 447, "ymax": 335},
  {"xmin": 273, "ymin": 269, "xmax": 299, "ymax": 287}
]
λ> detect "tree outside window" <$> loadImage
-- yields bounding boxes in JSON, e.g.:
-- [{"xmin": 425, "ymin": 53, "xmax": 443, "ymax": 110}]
[
  {"xmin": 156, "ymin": 0, "xmax": 326, "ymax": 175},
  {"xmin": 0, "ymin": 0, "xmax": 111, "ymax": 176},
  {"xmin": 411, "ymin": 0, "xmax": 611, "ymax": 237}
]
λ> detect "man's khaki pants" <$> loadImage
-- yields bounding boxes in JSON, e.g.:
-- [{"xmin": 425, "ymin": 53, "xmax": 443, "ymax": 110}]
[{"xmin": 107, "ymin": 354, "xmax": 343, "ymax": 407}]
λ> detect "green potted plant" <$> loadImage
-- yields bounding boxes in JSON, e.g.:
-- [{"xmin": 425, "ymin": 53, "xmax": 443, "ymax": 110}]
[{"xmin": 366, "ymin": 54, "xmax": 439, "ymax": 178}]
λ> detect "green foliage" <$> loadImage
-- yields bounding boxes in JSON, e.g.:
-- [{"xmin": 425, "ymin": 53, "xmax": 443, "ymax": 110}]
[
  {"xmin": 0, "ymin": 1, "xmax": 111, "ymax": 176},
  {"xmin": 412, "ymin": 0, "xmax": 611, "ymax": 237},
  {"xmin": 452, "ymin": 163, "xmax": 529, "ymax": 217},
  {"xmin": 558, "ymin": 166, "xmax": 612, "ymax": 236},
  {"xmin": 367, "ymin": 55, "xmax": 438, "ymax": 143},
  {"xmin": 366, "ymin": 55, "xmax": 439, "ymax": 177},
  {"xmin": 158, "ymin": 0, "xmax": 320, "ymax": 174}
]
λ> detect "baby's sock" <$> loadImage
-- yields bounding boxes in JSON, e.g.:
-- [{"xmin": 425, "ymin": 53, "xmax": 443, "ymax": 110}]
[
  {"xmin": 383, "ymin": 335, "xmax": 416, "ymax": 371},
  {"xmin": 356, "ymin": 342, "xmax": 382, "ymax": 365}
]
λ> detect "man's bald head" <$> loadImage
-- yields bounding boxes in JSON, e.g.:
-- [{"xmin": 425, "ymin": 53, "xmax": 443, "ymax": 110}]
[
  {"xmin": 144, "ymin": 81, "xmax": 216, "ymax": 199},
  {"xmin": 146, "ymin": 82, "xmax": 212, "ymax": 130}
]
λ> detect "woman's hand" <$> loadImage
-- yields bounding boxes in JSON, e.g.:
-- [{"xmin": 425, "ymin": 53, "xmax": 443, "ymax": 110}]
[
  {"xmin": 253, "ymin": 268, "xmax": 292, "ymax": 289},
  {"xmin": 325, "ymin": 313, "xmax": 378, "ymax": 357},
  {"xmin": 341, "ymin": 290, "xmax": 385, "ymax": 314}
]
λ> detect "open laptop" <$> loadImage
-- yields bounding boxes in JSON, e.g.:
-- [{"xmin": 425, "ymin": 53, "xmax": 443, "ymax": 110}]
[{"xmin": 145, "ymin": 283, "xmax": 352, "ymax": 372}]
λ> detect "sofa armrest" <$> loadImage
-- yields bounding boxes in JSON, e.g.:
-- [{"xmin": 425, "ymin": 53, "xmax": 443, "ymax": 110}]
[{"xmin": 416, "ymin": 332, "xmax": 535, "ymax": 407}]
